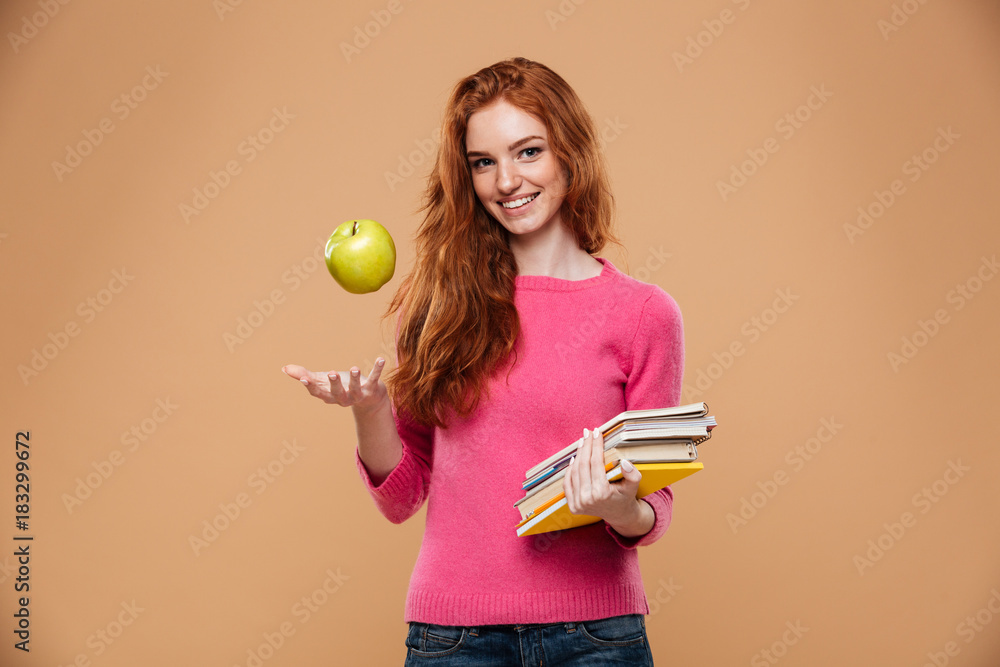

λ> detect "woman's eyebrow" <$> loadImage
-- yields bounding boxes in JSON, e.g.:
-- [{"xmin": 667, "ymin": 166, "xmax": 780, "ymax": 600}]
[{"xmin": 466, "ymin": 135, "xmax": 545, "ymax": 159}]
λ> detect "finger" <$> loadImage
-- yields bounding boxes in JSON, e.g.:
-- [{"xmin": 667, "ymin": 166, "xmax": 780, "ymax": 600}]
[
  {"xmin": 567, "ymin": 440, "xmax": 582, "ymax": 509},
  {"xmin": 612, "ymin": 458, "xmax": 642, "ymax": 501},
  {"xmin": 284, "ymin": 365, "xmax": 325, "ymax": 393},
  {"xmin": 296, "ymin": 375, "xmax": 323, "ymax": 400},
  {"xmin": 618, "ymin": 459, "xmax": 642, "ymax": 498},
  {"xmin": 595, "ymin": 428, "xmax": 618, "ymax": 499},
  {"xmin": 577, "ymin": 429, "xmax": 594, "ymax": 504},
  {"xmin": 327, "ymin": 371, "xmax": 346, "ymax": 400},
  {"xmin": 620, "ymin": 458, "xmax": 642, "ymax": 483},
  {"xmin": 563, "ymin": 456, "xmax": 576, "ymax": 513},
  {"xmin": 589, "ymin": 426, "xmax": 607, "ymax": 486},
  {"xmin": 572, "ymin": 431, "xmax": 587, "ymax": 485},
  {"xmin": 286, "ymin": 366, "xmax": 316, "ymax": 393},
  {"xmin": 302, "ymin": 370, "xmax": 332, "ymax": 395},
  {"xmin": 347, "ymin": 366, "xmax": 362, "ymax": 397},
  {"xmin": 282, "ymin": 364, "xmax": 308, "ymax": 381},
  {"xmin": 568, "ymin": 455, "xmax": 585, "ymax": 513},
  {"xmin": 367, "ymin": 357, "xmax": 386, "ymax": 385}
]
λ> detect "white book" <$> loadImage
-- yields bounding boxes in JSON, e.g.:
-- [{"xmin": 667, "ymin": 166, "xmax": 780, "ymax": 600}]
[{"xmin": 525, "ymin": 403, "xmax": 712, "ymax": 479}]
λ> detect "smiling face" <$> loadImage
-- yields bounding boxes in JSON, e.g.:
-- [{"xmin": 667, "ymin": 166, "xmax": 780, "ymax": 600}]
[{"xmin": 465, "ymin": 99, "xmax": 569, "ymax": 241}]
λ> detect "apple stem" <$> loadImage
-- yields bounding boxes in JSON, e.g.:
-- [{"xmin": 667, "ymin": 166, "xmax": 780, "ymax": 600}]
[{"xmin": 353, "ymin": 221, "xmax": 359, "ymax": 235}]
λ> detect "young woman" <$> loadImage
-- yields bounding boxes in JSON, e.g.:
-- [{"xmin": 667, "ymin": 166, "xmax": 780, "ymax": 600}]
[{"xmin": 283, "ymin": 57, "xmax": 683, "ymax": 666}]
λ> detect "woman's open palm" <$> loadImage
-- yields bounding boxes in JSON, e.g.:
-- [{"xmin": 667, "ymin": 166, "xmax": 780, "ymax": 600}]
[{"xmin": 282, "ymin": 358, "xmax": 388, "ymax": 412}]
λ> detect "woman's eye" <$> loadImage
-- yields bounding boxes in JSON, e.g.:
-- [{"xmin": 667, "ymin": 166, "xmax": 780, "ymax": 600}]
[
  {"xmin": 471, "ymin": 158, "xmax": 492, "ymax": 169},
  {"xmin": 521, "ymin": 147, "xmax": 541, "ymax": 158}
]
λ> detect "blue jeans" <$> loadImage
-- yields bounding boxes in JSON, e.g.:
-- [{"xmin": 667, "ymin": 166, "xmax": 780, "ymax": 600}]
[{"xmin": 403, "ymin": 614, "xmax": 654, "ymax": 666}]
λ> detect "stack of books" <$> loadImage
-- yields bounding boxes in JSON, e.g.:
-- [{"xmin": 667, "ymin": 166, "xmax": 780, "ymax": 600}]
[{"xmin": 515, "ymin": 402, "xmax": 716, "ymax": 537}]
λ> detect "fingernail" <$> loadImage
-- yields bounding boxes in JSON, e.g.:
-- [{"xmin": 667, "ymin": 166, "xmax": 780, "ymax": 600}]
[
  {"xmin": 583, "ymin": 428, "xmax": 589, "ymax": 438},
  {"xmin": 301, "ymin": 378, "xmax": 308, "ymax": 385},
  {"xmin": 377, "ymin": 358, "xmax": 385, "ymax": 365},
  {"xmin": 621, "ymin": 458, "xmax": 634, "ymax": 472}
]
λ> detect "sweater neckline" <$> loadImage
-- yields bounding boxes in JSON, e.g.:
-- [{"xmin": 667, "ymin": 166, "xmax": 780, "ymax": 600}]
[{"xmin": 514, "ymin": 257, "xmax": 617, "ymax": 292}]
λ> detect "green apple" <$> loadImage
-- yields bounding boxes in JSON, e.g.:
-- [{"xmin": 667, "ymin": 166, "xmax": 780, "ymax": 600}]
[{"xmin": 324, "ymin": 219, "xmax": 396, "ymax": 294}]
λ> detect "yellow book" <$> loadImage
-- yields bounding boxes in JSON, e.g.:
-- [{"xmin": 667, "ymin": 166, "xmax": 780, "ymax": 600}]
[
  {"xmin": 515, "ymin": 461, "xmax": 703, "ymax": 537},
  {"xmin": 515, "ymin": 442, "xmax": 699, "ymax": 522}
]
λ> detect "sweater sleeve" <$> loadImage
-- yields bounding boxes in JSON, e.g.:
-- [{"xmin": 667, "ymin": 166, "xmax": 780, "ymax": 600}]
[
  {"xmin": 354, "ymin": 400, "xmax": 435, "ymax": 524},
  {"xmin": 605, "ymin": 286, "xmax": 685, "ymax": 549}
]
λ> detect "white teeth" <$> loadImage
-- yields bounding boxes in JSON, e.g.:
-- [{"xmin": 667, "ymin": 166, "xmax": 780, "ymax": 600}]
[{"xmin": 501, "ymin": 193, "xmax": 538, "ymax": 209}]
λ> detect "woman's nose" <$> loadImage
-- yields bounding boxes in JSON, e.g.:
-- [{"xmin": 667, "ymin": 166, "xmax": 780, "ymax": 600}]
[{"xmin": 496, "ymin": 160, "xmax": 521, "ymax": 194}]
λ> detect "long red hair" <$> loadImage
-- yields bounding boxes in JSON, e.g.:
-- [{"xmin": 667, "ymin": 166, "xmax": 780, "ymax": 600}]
[{"xmin": 384, "ymin": 57, "xmax": 622, "ymax": 428}]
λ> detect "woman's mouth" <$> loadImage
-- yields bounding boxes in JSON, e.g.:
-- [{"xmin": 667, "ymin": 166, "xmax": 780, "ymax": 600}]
[{"xmin": 500, "ymin": 193, "xmax": 539, "ymax": 210}]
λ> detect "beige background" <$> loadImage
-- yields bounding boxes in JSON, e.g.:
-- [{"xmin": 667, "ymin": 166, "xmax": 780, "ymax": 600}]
[{"xmin": 2, "ymin": 1, "xmax": 999, "ymax": 665}]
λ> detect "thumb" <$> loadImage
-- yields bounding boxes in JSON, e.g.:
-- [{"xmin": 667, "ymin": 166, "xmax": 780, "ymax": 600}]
[
  {"xmin": 620, "ymin": 458, "xmax": 642, "ymax": 485},
  {"xmin": 282, "ymin": 365, "xmax": 310, "ymax": 384}
]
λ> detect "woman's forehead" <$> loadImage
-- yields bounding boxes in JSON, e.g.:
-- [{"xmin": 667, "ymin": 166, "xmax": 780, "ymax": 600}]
[{"xmin": 466, "ymin": 101, "xmax": 547, "ymax": 150}]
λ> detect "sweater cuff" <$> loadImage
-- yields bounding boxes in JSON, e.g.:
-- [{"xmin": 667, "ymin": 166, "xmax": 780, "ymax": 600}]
[
  {"xmin": 355, "ymin": 445, "xmax": 421, "ymax": 507},
  {"xmin": 605, "ymin": 486, "xmax": 674, "ymax": 549}
]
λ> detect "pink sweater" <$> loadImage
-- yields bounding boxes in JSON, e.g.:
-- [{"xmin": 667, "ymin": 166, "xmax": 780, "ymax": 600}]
[{"xmin": 355, "ymin": 257, "xmax": 685, "ymax": 625}]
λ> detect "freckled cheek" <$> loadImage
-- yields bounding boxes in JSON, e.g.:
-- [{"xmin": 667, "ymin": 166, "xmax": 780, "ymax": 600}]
[
  {"xmin": 525, "ymin": 165, "xmax": 559, "ymax": 190},
  {"xmin": 470, "ymin": 178, "xmax": 493, "ymax": 207}
]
